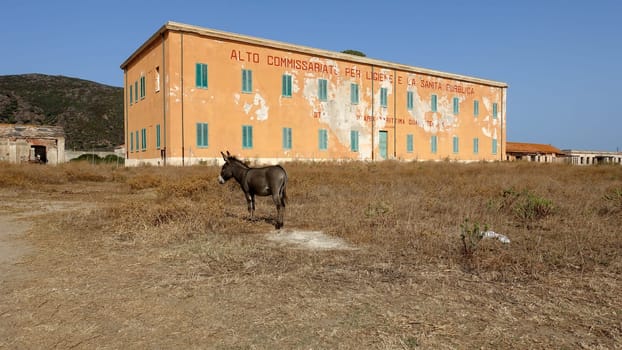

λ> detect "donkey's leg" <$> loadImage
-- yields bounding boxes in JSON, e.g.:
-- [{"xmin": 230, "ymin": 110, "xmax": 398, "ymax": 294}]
[
  {"xmin": 245, "ymin": 193, "xmax": 255, "ymax": 220},
  {"xmin": 272, "ymin": 194, "xmax": 284, "ymax": 229}
]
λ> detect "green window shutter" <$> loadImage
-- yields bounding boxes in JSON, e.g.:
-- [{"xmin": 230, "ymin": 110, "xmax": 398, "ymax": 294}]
[
  {"xmin": 282, "ymin": 127, "xmax": 292, "ymax": 150},
  {"xmin": 156, "ymin": 124, "xmax": 161, "ymax": 149},
  {"xmin": 473, "ymin": 138, "xmax": 479, "ymax": 154},
  {"xmin": 493, "ymin": 103, "xmax": 498, "ymax": 119},
  {"xmin": 453, "ymin": 97, "xmax": 459, "ymax": 115},
  {"xmin": 380, "ymin": 88, "xmax": 388, "ymax": 107},
  {"xmin": 407, "ymin": 134, "xmax": 413, "ymax": 153},
  {"xmin": 474, "ymin": 100, "xmax": 479, "ymax": 117},
  {"xmin": 196, "ymin": 63, "xmax": 208, "ymax": 88},
  {"xmin": 242, "ymin": 125, "xmax": 253, "ymax": 149},
  {"xmin": 135, "ymin": 131, "xmax": 139, "ymax": 152},
  {"xmin": 453, "ymin": 136, "xmax": 459, "ymax": 153},
  {"xmin": 129, "ymin": 85, "xmax": 133, "ymax": 105},
  {"xmin": 431, "ymin": 135, "xmax": 438, "ymax": 154},
  {"xmin": 141, "ymin": 128, "xmax": 147, "ymax": 150},
  {"xmin": 350, "ymin": 130, "xmax": 359, "ymax": 152},
  {"xmin": 431, "ymin": 95, "xmax": 437, "ymax": 112},
  {"xmin": 140, "ymin": 76, "xmax": 146, "ymax": 99},
  {"xmin": 492, "ymin": 139, "xmax": 498, "ymax": 154},
  {"xmin": 407, "ymin": 91, "xmax": 414, "ymax": 110},
  {"xmin": 319, "ymin": 129, "xmax": 328, "ymax": 150},
  {"xmin": 134, "ymin": 81, "xmax": 138, "ymax": 102},
  {"xmin": 318, "ymin": 79, "xmax": 328, "ymax": 101},
  {"xmin": 282, "ymin": 74, "xmax": 292, "ymax": 97},
  {"xmin": 130, "ymin": 132, "xmax": 134, "ymax": 152},
  {"xmin": 242, "ymin": 69, "xmax": 252, "ymax": 93},
  {"xmin": 350, "ymin": 83, "xmax": 359, "ymax": 104},
  {"xmin": 196, "ymin": 123, "xmax": 208, "ymax": 147}
]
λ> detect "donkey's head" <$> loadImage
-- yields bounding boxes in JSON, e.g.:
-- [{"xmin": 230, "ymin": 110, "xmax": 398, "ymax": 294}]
[{"xmin": 218, "ymin": 151, "xmax": 234, "ymax": 184}]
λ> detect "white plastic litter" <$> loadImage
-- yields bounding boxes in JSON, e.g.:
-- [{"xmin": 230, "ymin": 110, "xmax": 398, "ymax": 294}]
[{"xmin": 480, "ymin": 231, "xmax": 511, "ymax": 244}]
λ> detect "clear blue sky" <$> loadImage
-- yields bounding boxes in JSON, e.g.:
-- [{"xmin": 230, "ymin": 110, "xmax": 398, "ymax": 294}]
[{"xmin": 2, "ymin": 0, "xmax": 620, "ymax": 151}]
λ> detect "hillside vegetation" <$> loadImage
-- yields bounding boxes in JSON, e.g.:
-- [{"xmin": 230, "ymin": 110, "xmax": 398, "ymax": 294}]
[
  {"xmin": 0, "ymin": 74, "xmax": 123, "ymax": 150},
  {"xmin": 1, "ymin": 161, "xmax": 621, "ymax": 348}
]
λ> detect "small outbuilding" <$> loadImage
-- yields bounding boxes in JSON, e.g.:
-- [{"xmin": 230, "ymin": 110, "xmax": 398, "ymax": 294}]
[
  {"xmin": 0, "ymin": 124, "xmax": 66, "ymax": 164},
  {"xmin": 506, "ymin": 142, "xmax": 564, "ymax": 163}
]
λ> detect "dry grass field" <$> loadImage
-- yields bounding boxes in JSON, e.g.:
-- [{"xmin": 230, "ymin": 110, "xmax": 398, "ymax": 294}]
[{"xmin": 0, "ymin": 160, "xmax": 621, "ymax": 349}]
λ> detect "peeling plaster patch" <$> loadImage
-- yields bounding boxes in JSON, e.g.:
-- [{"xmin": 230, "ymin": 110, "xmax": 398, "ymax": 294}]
[
  {"xmin": 254, "ymin": 93, "xmax": 269, "ymax": 121},
  {"xmin": 243, "ymin": 102, "xmax": 252, "ymax": 114},
  {"xmin": 233, "ymin": 93, "xmax": 240, "ymax": 105},
  {"xmin": 482, "ymin": 127, "xmax": 492, "ymax": 138}
]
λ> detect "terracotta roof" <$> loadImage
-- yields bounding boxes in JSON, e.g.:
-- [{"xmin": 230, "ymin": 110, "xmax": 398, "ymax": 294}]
[{"xmin": 506, "ymin": 142, "xmax": 564, "ymax": 155}]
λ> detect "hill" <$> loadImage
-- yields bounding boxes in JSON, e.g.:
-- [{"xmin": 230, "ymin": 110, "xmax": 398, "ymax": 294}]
[{"xmin": 0, "ymin": 74, "xmax": 123, "ymax": 151}]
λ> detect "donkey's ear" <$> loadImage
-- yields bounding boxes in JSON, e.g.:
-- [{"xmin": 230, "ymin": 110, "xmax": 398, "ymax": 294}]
[
  {"xmin": 226, "ymin": 150, "xmax": 231, "ymax": 157},
  {"xmin": 221, "ymin": 151, "xmax": 227, "ymax": 161}
]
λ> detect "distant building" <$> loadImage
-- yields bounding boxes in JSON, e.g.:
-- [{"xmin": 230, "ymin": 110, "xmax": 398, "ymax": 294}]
[
  {"xmin": 120, "ymin": 21, "xmax": 507, "ymax": 166},
  {"xmin": 506, "ymin": 142, "xmax": 564, "ymax": 163},
  {"xmin": 563, "ymin": 149, "xmax": 622, "ymax": 165},
  {"xmin": 0, "ymin": 124, "xmax": 66, "ymax": 164}
]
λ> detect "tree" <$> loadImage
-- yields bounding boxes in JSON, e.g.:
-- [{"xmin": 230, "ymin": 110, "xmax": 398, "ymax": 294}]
[{"xmin": 341, "ymin": 50, "xmax": 366, "ymax": 57}]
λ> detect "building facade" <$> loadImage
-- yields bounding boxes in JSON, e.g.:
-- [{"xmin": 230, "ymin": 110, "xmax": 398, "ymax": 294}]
[
  {"xmin": 121, "ymin": 22, "xmax": 508, "ymax": 166},
  {"xmin": 563, "ymin": 150, "xmax": 622, "ymax": 165},
  {"xmin": 0, "ymin": 124, "xmax": 65, "ymax": 164}
]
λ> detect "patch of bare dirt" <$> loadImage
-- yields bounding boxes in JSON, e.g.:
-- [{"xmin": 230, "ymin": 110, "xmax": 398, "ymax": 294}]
[{"xmin": 265, "ymin": 229, "xmax": 356, "ymax": 250}]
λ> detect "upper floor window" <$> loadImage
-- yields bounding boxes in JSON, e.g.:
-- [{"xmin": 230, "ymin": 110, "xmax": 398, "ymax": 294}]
[
  {"xmin": 196, "ymin": 63, "xmax": 208, "ymax": 89},
  {"xmin": 282, "ymin": 74, "xmax": 292, "ymax": 97},
  {"xmin": 350, "ymin": 83, "xmax": 359, "ymax": 104},
  {"xmin": 473, "ymin": 100, "xmax": 479, "ymax": 117},
  {"xmin": 318, "ymin": 79, "xmax": 328, "ymax": 101},
  {"xmin": 431, "ymin": 94, "xmax": 438, "ymax": 112},
  {"xmin": 493, "ymin": 103, "xmax": 498, "ymax": 119},
  {"xmin": 380, "ymin": 87, "xmax": 388, "ymax": 108},
  {"xmin": 407, "ymin": 91, "xmax": 414, "ymax": 110},
  {"xmin": 140, "ymin": 76, "xmax": 146, "ymax": 100},
  {"xmin": 242, "ymin": 69, "xmax": 253, "ymax": 93},
  {"xmin": 453, "ymin": 97, "xmax": 459, "ymax": 115}
]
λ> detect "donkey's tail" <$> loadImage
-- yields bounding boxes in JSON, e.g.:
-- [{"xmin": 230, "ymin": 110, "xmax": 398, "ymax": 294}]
[{"xmin": 280, "ymin": 170, "xmax": 288, "ymax": 207}]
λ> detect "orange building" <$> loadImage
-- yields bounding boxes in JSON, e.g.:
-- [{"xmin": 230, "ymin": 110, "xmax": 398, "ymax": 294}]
[{"xmin": 120, "ymin": 22, "xmax": 507, "ymax": 166}]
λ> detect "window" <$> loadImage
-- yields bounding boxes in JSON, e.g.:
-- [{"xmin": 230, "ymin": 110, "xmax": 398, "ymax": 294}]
[
  {"xmin": 350, "ymin": 130, "xmax": 359, "ymax": 152},
  {"xmin": 453, "ymin": 97, "xmax": 459, "ymax": 115},
  {"xmin": 350, "ymin": 83, "xmax": 359, "ymax": 104},
  {"xmin": 282, "ymin": 127, "xmax": 292, "ymax": 150},
  {"xmin": 493, "ymin": 103, "xmax": 498, "ymax": 119},
  {"xmin": 242, "ymin": 69, "xmax": 252, "ymax": 93},
  {"xmin": 134, "ymin": 81, "xmax": 138, "ymax": 103},
  {"xmin": 141, "ymin": 128, "xmax": 147, "ymax": 151},
  {"xmin": 380, "ymin": 87, "xmax": 388, "ymax": 107},
  {"xmin": 156, "ymin": 124, "xmax": 161, "ymax": 149},
  {"xmin": 196, "ymin": 63, "xmax": 208, "ymax": 89},
  {"xmin": 406, "ymin": 134, "xmax": 414, "ymax": 153},
  {"xmin": 129, "ymin": 85, "xmax": 133, "ymax": 105},
  {"xmin": 135, "ymin": 131, "xmax": 139, "ymax": 152},
  {"xmin": 407, "ymin": 91, "xmax": 414, "ymax": 110},
  {"xmin": 473, "ymin": 138, "xmax": 479, "ymax": 154},
  {"xmin": 431, "ymin": 94, "xmax": 437, "ymax": 112},
  {"xmin": 318, "ymin": 129, "xmax": 328, "ymax": 150},
  {"xmin": 431, "ymin": 135, "xmax": 438, "ymax": 154},
  {"xmin": 453, "ymin": 136, "xmax": 459, "ymax": 153},
  {"xmin": 318, "ymin": 79, "xmax": 328, "ymax": 101},
  {"xmin": 242, "ymin": 125, "xmax": 253, "ymax": 149},
  {"xmin": 140, "ymin": 76, "xmax": 146, "ymax": 100},
  {"xmin": 130, "ymin": 132, "xmax": 134, "ymax": 152},
  {"xmin": 473, "ymin": 100, "xmax": 479, "ymax": 117},
  {"xmin": 492, "ymin": 139, "xmax": 498, "ymax": 154},
  {"xmin": 282, "ymin": 74, "xmax": 292, "ymax": 97},
  {"xmin": 196, "ymin": 123, "xmax": 208, "ymax": 148}
]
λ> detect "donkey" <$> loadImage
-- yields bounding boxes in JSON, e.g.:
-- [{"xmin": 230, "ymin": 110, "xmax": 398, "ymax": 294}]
[{"xmin": 218, "ymin": 151, "xmax": 288, "ymax": 229}]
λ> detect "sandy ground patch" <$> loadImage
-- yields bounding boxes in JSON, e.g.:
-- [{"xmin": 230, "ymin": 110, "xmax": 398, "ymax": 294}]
[{"xmin": 265, "ymin": 229, "xmax": 356, "ymax": 250}]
